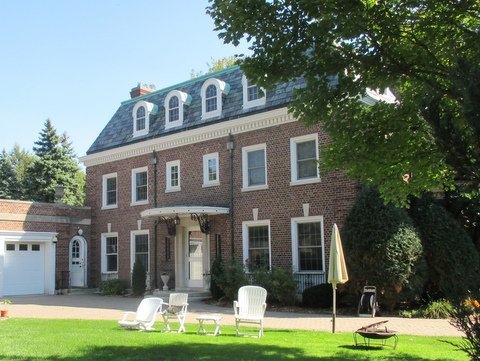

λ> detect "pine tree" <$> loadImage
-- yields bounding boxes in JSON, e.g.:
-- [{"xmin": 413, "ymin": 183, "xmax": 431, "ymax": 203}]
[
  {"xmin": 0, "ymin": 149, "xmax": 22, "ymax": 199},
  {"xmin": 24, "ymin": 119, "xmax": 85, "ymax": 205},
  {"xmin": 9, "ymin": 144, "xmax": 35, "ymax": 200}
]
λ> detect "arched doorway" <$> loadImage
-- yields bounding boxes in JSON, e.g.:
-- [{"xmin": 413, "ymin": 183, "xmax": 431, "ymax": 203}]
[{"xmin": 69, "ymin": 236, "xmax": 87, "ymax": 288}]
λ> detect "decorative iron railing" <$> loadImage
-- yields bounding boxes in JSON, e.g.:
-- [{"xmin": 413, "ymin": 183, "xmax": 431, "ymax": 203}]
[{"xmin": 294, "ymin": 273, "xmax": 326, "ymax": 294}]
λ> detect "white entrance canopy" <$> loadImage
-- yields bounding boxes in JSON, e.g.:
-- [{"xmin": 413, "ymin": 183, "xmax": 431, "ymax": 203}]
[{"xmin": 140, "ymin": 206, "xmax": 229, "ymax": 218}]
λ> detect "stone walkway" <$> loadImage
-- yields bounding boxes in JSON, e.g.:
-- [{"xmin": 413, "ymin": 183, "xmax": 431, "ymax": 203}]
[{"xmin": 5, "ymin": 294, "xmax": 462, "ymax": 337}]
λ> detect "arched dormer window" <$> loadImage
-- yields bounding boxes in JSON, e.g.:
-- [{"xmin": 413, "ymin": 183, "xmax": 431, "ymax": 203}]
[
  {"xmin": 242, "ymin": 74, "xmax": 266, "ymax": 109},
  {"xmin": 164, "ymin": 90, "xmax": 191, "ymax": 128},
  {"xmin": 132, "ymin": 100, "xmax": 157, "ymax": 137},
  {"xmin": 201, "ymin": 78, "xmax": 230, "ymax": 120}
]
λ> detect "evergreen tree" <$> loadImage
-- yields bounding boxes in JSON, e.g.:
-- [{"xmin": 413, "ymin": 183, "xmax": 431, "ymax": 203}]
[
  {"xmin": 0, "ymin": 149, "xmax": 22, "ymax": 199},
  {"xmin": 9, "ymin": 144, "xmax": 36, "ymax": 200},
  {"xmin": 25, "ymin": 119, "xmax": 85, "ymax": 205}
]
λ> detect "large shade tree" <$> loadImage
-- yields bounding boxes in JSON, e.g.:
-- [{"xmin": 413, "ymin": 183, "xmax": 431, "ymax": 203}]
[{"xmin": 207, "ymin": 0, "xmax": 480, "ymax": 209}]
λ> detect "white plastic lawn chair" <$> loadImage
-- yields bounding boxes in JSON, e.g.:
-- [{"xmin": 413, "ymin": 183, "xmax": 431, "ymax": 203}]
[
  {"xmin": 159, "ymin": 293, "xmax": 189, "ymax": 333},
  {"xmin": 118, "ymin": 297, "xmax": 163, "ymax": 331},
  {"xmin": 233, "ymin": 285, "xmax": 267, "ymax": 337}
]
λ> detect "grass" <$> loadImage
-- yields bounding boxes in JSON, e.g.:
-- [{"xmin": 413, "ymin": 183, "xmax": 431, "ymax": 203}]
[{"xmin": 0, "ymin": 318, "xmax": 467, "ymax": 361}]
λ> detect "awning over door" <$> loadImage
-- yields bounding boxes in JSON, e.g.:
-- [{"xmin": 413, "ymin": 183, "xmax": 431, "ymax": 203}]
[{"xmin": 140, "ymin": 206, "xmax": 229, "ymax": 234}]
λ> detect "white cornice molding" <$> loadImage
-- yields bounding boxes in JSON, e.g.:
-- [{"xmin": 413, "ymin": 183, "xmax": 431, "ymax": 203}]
[{"xmin": 80, "ymin": 107, "xmax": 295, "ymax": 167}]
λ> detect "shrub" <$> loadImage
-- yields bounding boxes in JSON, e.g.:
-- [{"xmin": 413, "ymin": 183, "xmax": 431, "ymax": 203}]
[
  {"xmin": 253, "ymin": 267, "xmax": 296, "ymax": 306},
  {"xmin": 422, "ymin": 299, "xmax": 453, "ymax": 319},
  {"xmin": 211, "ymin": 258, "xmax": 248, "ymax": 301},
  {"xmin": 209, "ymin": 258, "xmax": 225, "ymax": 299},
  {"xmin": 98, "ymin": 279, "xmax": 125, "ymax": 295},
  {"xmin": 131, "ymin": 260, "xmax": 146, "ymax": 296},
  {"xmin": 302, "ymin": 284, "xmax": 333, "ymax": 308},
  {"xmin": 343, "ymin": 186, "xmax": 427, "ymax": 311},
  {"xmin": 450, "ymin": 293, "xmax": 480, "ymax": 360},
  {"xmin": 410, "ymin": 194, "xmax": 480, "ymax": 302}
]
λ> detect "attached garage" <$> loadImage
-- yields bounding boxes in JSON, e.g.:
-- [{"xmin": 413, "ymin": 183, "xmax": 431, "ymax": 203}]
[{"xmin": 0, "ymin": 231, "xmax": 57, "ymax": 296}]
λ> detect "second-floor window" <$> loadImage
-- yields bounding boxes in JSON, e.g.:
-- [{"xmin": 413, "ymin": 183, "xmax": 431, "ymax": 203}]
[
  {"xmin": 242, "ymin": 144, "xmax": 267, "ymax": 190},
  {"xmin": 131, "ymin": 167, "xmax": 148, "ymax": 205},
  {"xmin": 203, "ymin": 152, "xmax": 219, "ymax": 187},
  {"xmin": 166, "ymin": 160, "xmax": 181, "ymax": 192},
  {"xmin": 102, "ymin": 173, "xmax": 117, "ymax": 209},
  {"xmin": 290, "ymin": 134, "xmax": 320, "ymax": 185}
]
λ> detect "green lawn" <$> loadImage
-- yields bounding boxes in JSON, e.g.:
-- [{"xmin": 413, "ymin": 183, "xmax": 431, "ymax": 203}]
[{"xmin": 0, "ymin": 318, "xmax": 467, "ymax": 361}]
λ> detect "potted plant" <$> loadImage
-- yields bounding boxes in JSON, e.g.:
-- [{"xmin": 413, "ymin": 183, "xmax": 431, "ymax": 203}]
[{"xmin": 0, "ymin": 299, "xmax": 11, "ymax": 318}]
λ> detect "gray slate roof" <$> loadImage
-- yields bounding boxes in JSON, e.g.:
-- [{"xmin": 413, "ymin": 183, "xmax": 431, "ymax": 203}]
[{"xmin": 87, "ymin": 66, "xmax": 305, "ymax": 155}]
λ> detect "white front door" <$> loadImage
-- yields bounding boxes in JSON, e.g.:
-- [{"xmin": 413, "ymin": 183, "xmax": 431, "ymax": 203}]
[
  {"xmin": 186, "ymin": 230, "xmax": 204, "ymax": 288},
  {"xmin": 69, "ymin": 236, "xmax": 87, "ymax": 287}
]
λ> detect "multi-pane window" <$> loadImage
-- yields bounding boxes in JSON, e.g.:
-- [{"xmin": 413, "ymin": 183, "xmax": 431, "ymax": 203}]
[
  {"xmin": 132, "ymin": 167, "xmax": 148, "ymax": 204},
  {"xmin": 290, "ymin": 134, "xmax": 320, "ymax": 184},
  {"xmin": 242, "ymin": 144, "xmax": 267, "ymax": 189},
  {"xmin": 297, "ymin": 222, "xmax": 323, "ymax": 271},
  {"xmin": 247, "ymin": 80, "xmax": 259, "ymax": 101},
  {"xmin": 205, "ymin": 84, "xmax": 217, "ymax": 112},
  {"xmin": 169, "ymin": 96, "xmax": 179, "ymax": 122},
  {"xmin": 166, "ymin": 160, "xmax": 180, "ymax": 192},
  {"xmin": 203, "ymin": 153, "xmax": 219, "ymax": 187},
  {"xmin": 243, "ymin": 222, "xmax": 270, "ymax": 271},
  {"xmin": 291, "ymin": 217, "xmax": 325, "ymax": 273},
  {"xmin": 135, "ymin": 106, "xmax": 146, "ymax": 132},
  {"xmin": 102, "ymin": 173, "xmax": 117, "ymax": 208},
  {"xmin": 105, "ymin": 236, "xmax": 118, "ymax": 272},
  {"xmin": 134, "ymin": 233, "xmax": 149, "ymax": 272},
  {"xmin": 242, "ymin": 74, "xmax": 266, "ymax": 108}
]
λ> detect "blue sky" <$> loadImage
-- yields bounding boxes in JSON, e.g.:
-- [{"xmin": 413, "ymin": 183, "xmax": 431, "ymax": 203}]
[{"xmin": 0, "ymin": 1, "xmax": 248, "ymax": 158}]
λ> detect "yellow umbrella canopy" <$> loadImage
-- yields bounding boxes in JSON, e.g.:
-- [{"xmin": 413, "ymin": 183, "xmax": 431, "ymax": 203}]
[
  {"xmin": 328, "ymin": 223, "xmax": 348, "ymax": 333},
  {"xmin": 328, "ymin": 223, "xmax": 348, "ymax": 285}
]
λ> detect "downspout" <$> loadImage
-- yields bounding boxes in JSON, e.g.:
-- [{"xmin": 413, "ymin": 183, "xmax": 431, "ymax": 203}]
[
  {"xmin": 152, "ymin": 150, "xmax": 158, "ymax": 289},
  {"xmin": 227, "ymin": 133, "xmax": 235, "ymax": 257}
]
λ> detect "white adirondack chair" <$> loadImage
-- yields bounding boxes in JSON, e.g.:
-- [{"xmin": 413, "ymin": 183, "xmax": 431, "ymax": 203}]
[
  {"xmin": 118, "ymin": 297, "xmax": 163, "ymax": 331},
  {"xmin": 159, "ymin": 293, "xmax": 189, "ymax": 333},
  {"xmin": 233, "ymin": 286, "xmax": 267, "ymax": 337}
]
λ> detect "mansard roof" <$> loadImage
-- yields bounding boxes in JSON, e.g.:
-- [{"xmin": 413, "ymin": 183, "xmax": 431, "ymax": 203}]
[{"xmin": 86, "ymin": 66, "xmax": 305, "ymax": 155}]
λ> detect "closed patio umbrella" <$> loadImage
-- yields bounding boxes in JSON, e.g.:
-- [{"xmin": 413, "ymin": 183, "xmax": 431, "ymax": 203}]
[{"xmin": 327, "ymin": 223, "xmax": 349, "ymax": 333}]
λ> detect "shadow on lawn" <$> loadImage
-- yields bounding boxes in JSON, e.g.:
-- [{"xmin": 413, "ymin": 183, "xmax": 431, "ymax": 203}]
[{"xmin": 0, "ymin": 344, "xmax": 459, "ymax": 361}]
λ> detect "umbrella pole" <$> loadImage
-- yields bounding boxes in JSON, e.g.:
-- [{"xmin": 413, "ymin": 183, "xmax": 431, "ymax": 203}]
[{"xmin": 332, "ymin": 284, "xmax": 336, "ymax": 333}]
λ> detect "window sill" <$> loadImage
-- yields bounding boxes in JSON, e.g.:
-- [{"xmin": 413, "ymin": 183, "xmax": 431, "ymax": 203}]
[
  {"xmin": 241, "ymin": 185, "xmax": 269, "ymax": 192},
  {"xmin": 101, "ymin": 205, "xmax": 118, "ymax": 210},
  {"xmin": 202, "ymin": 182, "xmax": 220, "ymax": 188},
  {"xmin": 130, "ymin": 200, "xmax": 149, "ymax": 207},
  {"xmin": 290, "ymin": 178, "xmax": 321, "ymax": 186},
  {"xmin": 165, "ymin": 187, "xmax": 181, "ymax": 193}
]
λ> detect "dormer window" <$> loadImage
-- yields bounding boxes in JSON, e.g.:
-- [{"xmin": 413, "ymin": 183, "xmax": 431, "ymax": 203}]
[
  {"xmin": 164, "ymin": 90, "xmax": 191, "ymax": 128},
  {"xmin": 242, "ymin": 74, "xmax": 266, "ymax": 109},
  {"xmin": 132, "ymin": 100, "xmax": 157, "ymax": 137},
  {"xmin": 201, "ymin": 78, "xmax": 230, "ymax": 120}
]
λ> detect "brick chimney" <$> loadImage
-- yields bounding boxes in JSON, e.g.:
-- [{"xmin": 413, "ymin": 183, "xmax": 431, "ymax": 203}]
[{"xmin": 130, "ymin": 83, "xmax": 155, "ymax": 99}]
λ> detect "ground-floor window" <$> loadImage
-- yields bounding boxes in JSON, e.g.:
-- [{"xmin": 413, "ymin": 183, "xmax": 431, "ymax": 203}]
[
  {"xmin": 242, "ymin": 220, "xmax": 271, "ymax": 270},
  {"xmin": 291, "ymin": 216, "xmax": 325, "ymax": 272},
  {"xmin": 101, "ymin": 233, "xmax": 118, "ymax": 273},
  {"xmin": 131, "ymin": 231, "xmax": 149, "ymax": 272}
]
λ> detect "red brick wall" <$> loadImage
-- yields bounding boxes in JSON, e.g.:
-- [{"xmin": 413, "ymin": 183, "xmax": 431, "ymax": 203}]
[{"xmin": 85, "ymin": 118, "xmax": 358, "ymax": 287}]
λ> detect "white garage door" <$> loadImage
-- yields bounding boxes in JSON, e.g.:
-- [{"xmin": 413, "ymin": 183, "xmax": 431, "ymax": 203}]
[{"xmin": 3, "ymin": 242, "xmax": 45, "ymax": 296}]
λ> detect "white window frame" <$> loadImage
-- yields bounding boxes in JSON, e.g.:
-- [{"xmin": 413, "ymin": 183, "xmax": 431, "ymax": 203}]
[
  {"xmin": 290, "ymin": 133, "xmax": 320, "ymax": 186},
  {"xmin": 201, "ymin": 78, "xmax": 230, "ymax": 120},
  {"xmin": 130, "ymin": 230, "xmax": 150, "ymax": 272},
  {"xmin": 164, "ymin": 90, "xmax": 191, "ymax": 129},
  {"xmin": 131, "ymin": 166, "xmax": 148, "ymax": 206},
  {"xmin": 242, "ymin": 74, "xmax": 266, "ymax": 109},
  {"xmin": 101, "ymin": 232, "xmax": 118, "ymax": 274},
  {"xmin": 102, "ymin": 172, "xmax": 118, "ymax": 209},
  {"xmin": 202, "ymin": 152, "xmax": 220, "ymax": 187},
  {"xmin": 242, "ymin": 220, "xmax": 272, "ymax": 270},
  {"xmin": 132, "ymin": 100, "xmax": 157, "ymax": 137},
  {"xmin": 242, "ymin": 143, "xmax": 268, "ymax": 191},
  {"xmin": 291, "ymin": 216, "xmax": 325, "ymax": 274},
  {"xmin": 166, "ymin": 160, "xmax": 181, "ymax": 192}
]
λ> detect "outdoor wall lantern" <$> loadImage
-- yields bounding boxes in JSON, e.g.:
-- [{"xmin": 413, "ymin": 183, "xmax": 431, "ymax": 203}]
[{"xmin": 158, "ymin": 215, "xmax": 179, "ymax": 236}]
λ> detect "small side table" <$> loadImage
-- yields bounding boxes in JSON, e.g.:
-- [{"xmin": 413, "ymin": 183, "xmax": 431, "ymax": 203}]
[{"xmin": 196, "ymin": 314, "xmax": 222, "ymax": 336}]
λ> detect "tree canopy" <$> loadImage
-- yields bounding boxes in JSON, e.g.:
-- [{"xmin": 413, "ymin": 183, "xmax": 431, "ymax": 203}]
[{"xmin": 207, "ymin": 0, "xmax": 480, "ymax": 207}]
